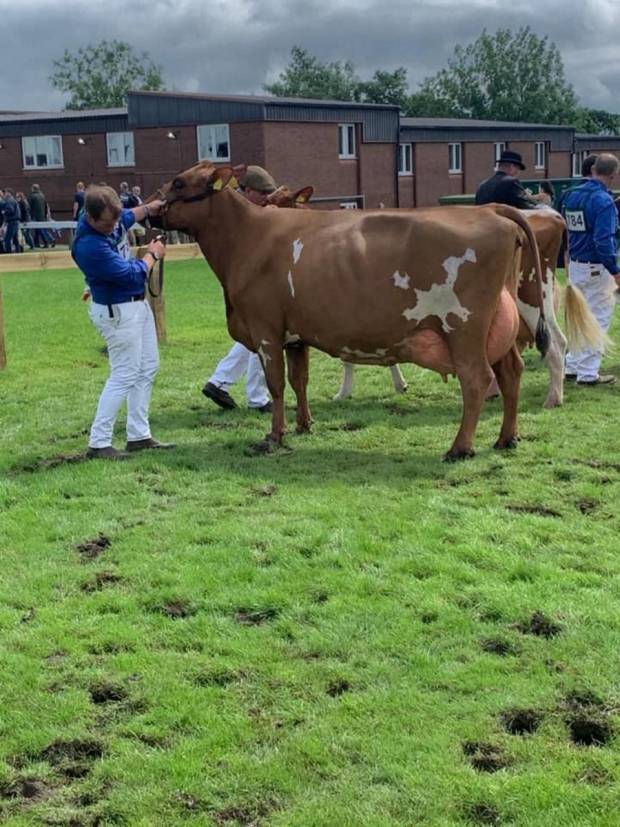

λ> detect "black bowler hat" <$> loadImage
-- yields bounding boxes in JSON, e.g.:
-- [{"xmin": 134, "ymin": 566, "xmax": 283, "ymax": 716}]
[{"xmin": 497, "ymin": 150, "xmax": 526, "ymax": 170}]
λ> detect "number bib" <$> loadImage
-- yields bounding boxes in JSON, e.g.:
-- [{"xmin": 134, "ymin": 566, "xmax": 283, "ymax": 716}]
[{"xmin": 565, "ymin": 209, "xmax": 587, "ymax": 232}]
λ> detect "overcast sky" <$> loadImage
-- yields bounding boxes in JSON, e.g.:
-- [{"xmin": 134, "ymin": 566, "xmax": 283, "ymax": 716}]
[{"xmin": 5, "ymin": 0, "xmax": 620, "ymax": 115}]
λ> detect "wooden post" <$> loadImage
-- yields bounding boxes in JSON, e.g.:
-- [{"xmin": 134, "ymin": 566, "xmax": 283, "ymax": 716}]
[
  {"xmin": 138, "ymin": 248, "xmax": 167, "ymax": 344},
  {"xmin": 0, "ymin": 279, "xmax": 6, "ymax": 369}
]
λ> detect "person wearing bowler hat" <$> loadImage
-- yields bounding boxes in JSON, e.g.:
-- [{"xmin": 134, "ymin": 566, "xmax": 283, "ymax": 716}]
[
  {"xmin": 201, "ymin": 165, "xmax": 277, "ymax": 413},
  {"xmin": 475, "ymin": 149, "xmax": 538, "ymax": 210}
]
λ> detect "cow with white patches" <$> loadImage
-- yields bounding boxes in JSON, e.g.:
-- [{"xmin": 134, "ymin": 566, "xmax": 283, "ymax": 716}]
[
  {"xmin": 336, "ymin": 206, "xmax": 604, "ymax": 409},
  {"xmin": 151, "ymin": 160, "xmax": 548, "ymax": 461}
]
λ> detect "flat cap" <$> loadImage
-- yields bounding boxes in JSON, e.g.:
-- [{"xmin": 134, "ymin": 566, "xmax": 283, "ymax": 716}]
[{"xmin": 240, "ymin": 165, "xmax": 277, "ymax": 193}]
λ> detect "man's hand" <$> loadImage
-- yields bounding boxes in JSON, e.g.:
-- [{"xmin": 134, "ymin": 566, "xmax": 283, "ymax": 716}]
[
  {"xmin": 145, "ymin": 199, "xmax": 167, "ymax": 216},
  {"xmin": 147, "ymin": 239, "xmax": 166, "ymax": 260}
]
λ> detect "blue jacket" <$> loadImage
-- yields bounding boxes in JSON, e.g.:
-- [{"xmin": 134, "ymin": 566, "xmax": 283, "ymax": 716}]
[
  {"xmin": 73, "ymin": 209, "xmax": 148, "ymax": 304},
  {"xmin": 564, "ymin": 179, "xmax": 619, "ymax": 275}
]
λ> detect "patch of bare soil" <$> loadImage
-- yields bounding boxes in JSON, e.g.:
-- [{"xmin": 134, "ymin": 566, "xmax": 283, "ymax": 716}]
[
  {"xmin": 251, "ymin": 484, "xmax": 277, "ymax": 497},
  {"xmin": 75, "ymin": 535, "xmax": 111, "ymax": 561},
  {"xmin": 326, "ymin": 678, "xmax": 351, "ymax": 697},
  {"xmin": 37, "ymin": 739, "xmax": 104, "ymax": 778},
  {"xmin": 573, "ymin": 765, "xmax": 615, "ymax": 785},
  {"xmin": 561, "ymin": 690, "xmax": 615, "ymax": 747},
  {"xmin": 88, "ymin": 682, "xmax": 128, "ymax": 705},
  {"xmin": 0, "ymin": 777, "xmax": 54, "ymax": 806},
  {"xmin": 480, "ymin": 638, "xmax": 520, "ymax": 656},
  {"xmin": 576, "ymin": 498, "xmax": 598, "ymax": 515},
  {"xmin": 500, "ymin": 708, "xmax": 542, "ymax": 735},
  {"xmin": 211, "ymin": 798, "xmax": 279, "ymax": 826},
  {"xmin": 462, "ymin": 741, "xmax": 511, "ymax": 773},
  {"xmin": 156, "ymin": 599, "xmax": 198, "ymax": 619},
  {"xmin": 516, "ymin": 611, "xmax": 562, "ymax": 639},
  {"xmin": 507, "ymin": 504, "xmax": 562, "ymax": 518},
  {"xmin": 462, "ymin": 801, "xmax": 502, "ymax": 824},
  {"xmin": 81, "ymin": 571, "xmax": 123, "ymax": 592},
  {"xmin": 15, "ymin": 454, "xmax": 88, "ymax": 473},
  {"xmin": 235, "ymin": 607, "xmax": 280, "ymax": 625}
]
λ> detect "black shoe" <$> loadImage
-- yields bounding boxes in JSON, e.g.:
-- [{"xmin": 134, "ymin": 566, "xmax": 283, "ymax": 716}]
[
  {"xmin": 86, "ymin": 446, "xmax": 130, "ymax": 460},
  {"xmin": 251, "ymin": 402, "xmax": 272, "ymax": 414},
  {"xmin": 564, "ymin": 374, "xmax": 577, "ymax": 382},
  {"xmin": 202, "ymin": 382, "xmax": 237, "ymax": 410},
  {"xmin": 126, "ymin": 437, "xmax": 176, "ymax": 452},
  {"xmin": 577, "ymin": 374, "xmax": 615, "ymax": 386}
]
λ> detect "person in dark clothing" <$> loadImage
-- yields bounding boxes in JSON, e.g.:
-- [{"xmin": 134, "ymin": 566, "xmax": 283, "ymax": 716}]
[
  {"xmin": 73, "ymin": 182, "xmax": 86, "ymax": 220},
  {"xmin": 2, "ymin": 189, "xmax": 21, "ymax": 253},
  {"xmin": 16, "ymin": 193, "xmax": 34, "ymax": 249},
  {"xmin": 28, "ymin": 184, "xmax": 53, "ymax": 248},
  {"xmin": 475, "ymin": 150, "xmax": 537, "ymax": 209}
]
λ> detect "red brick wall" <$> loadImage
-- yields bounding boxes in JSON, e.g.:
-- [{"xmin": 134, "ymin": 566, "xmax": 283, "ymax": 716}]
[
  {"xmin": 415, "ymin": 143, "xmax": 463, "ymax": 206},
  {"xmin": 398, "ymin": 174, "xmax": 414, "ymax": 207},
  {"xmin": 359, "ymin": 142, "xmax": 397, "ymax": 208},
  {"xmin": 464, "ymin": 142, "xmax": 494, "ymax": 195},
  {"xmin": 548, "ymin": 151, "xmax": 571, "ymax": 178}
]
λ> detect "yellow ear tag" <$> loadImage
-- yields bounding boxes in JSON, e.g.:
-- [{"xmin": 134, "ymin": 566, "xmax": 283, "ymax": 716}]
[
  {"xmin": 229, "ymin": 176, "xmax": 238, "ymax": 190},
  {"xmin": 213, "ymin": 178, "xmax": 224, "ymax": 191}
]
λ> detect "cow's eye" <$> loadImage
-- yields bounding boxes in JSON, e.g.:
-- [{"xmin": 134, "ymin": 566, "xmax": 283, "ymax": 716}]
[{"xmin": 172, "ymin": 178, "xmax": 184, "ymax": 190}]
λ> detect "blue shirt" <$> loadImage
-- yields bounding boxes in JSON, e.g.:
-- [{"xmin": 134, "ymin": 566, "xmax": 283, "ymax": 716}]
[
  {"xmin": 564, "ymin": 179, "xmax": 619, "ymax": 275},
  {"xmin": 73, "ymin": 209, "xmax": 148, "ymax": 304}
]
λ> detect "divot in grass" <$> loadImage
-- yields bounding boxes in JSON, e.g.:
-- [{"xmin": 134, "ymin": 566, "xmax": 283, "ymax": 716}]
[
  {"xmin": 516, "ymin": 611, "xmax": 562, "ymax": 639},
  {"xmin": 462, "ymin": 741, "xmax": 511, "ymax": 773},
  {"xmin": 500, "ymin": 708, "xmax": 542, "ymax": 735},
  {"xmin": 235, "ymin": 607, "xmax": 280, "ymax": 625},
  {"xmin": 461, "ymin": 800, "xmax": 502, "ymax": 825},
  {"xmin": 76, "ymin": 534, "xmax": 111, "ymax": 561}
]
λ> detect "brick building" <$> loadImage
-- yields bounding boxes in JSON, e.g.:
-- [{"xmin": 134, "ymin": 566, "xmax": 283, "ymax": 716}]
[{"xmin": 1, "ymin": 90, "xmax": 620, "ymax": 218}]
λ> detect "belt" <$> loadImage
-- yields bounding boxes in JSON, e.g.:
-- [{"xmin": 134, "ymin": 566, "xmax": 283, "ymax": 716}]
[
  {"xmin": 572, "ymin": 260, "xmax": 601, "ymax": 266},
  {"xmin": 120, "ymin": 294, "xmax": 145, "ymax": 303}
]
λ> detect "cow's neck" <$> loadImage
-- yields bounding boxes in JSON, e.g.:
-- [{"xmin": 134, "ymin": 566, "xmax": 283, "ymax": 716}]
[{"xmin": 189, "ymin": 190, "xmax": 259, "ymax": 287}]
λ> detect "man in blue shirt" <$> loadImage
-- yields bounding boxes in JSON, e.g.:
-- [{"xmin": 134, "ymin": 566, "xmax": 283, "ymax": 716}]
[
  {"xmin": 73, "ymin": 185, "xmax": 173, "ymax": 459},
  {"xmin": 563, "ymin": 153, "xmax": 620, "ymax": 385}
]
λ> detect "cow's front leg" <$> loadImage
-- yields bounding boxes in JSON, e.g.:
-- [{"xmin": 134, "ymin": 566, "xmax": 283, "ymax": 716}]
[
  {"xmin": 286, "ymin": 344, "xmax": 313, "ymax": 433},
  {"xmin": 445, "ymin": 352, "xmax": 494, "ymax": 462},
  {"xmin": 334, "ymin": 361, "xmax": 354, "ymax": 400},
  {"xmin": 492, "ymin": 344, "xmax": 524, "ymax": 449},
  {"xmin": 257, "ymin": 338, "xmax": 287, "ymax": 447}
]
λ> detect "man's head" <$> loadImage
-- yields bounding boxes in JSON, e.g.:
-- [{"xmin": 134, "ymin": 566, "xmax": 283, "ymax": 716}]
[
  {"xmin": 4, "ymin": 187, "xmax": 14, "ymax": 197},
  {"xmin": 238, "ymin": 165, "xmax": 277, "ymax": 205},
  {"xmin": 581, "ymin": 154, "xmax": 598, "ymax": 178},
  {"xmin": 76, "ymin": 181, "xmax": 85, "ymax": 192},
  {"xmin": 85, "ymin": 185, "xmax": 123, "ymax": 234},
  {"xmin": 132, "ymin": 185, "xmax": 141, "ymax": 196},
  {"xmin": 592, "ymin": 153, "xmax": 620, "ymax": 185},
  {"xmin": 120, "ymin": 181, "xmax": 129, "ymax": 193},
  {"xmin": 31, "ymin": 184, "xmax": 40, "ymax": 193},
  {"xmin": 496, "ymin": 149, "xmax": 526, "ymax": 176}
]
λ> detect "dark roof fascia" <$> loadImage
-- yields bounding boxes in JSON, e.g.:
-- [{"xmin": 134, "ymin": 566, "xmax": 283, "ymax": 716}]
[
  {"xmin": 129, "ymin": 88, "xmax": 398, "ymax": 111},
  {"xmin": 399, "ymin": 119, "xmax": 574, "ymax": 151},
  {"xmin": 0, "ymin": 108, "xmax": 128, "ymax": 138},
  {"xmin": 575, "ymin": 133, "xmax": 620, "ymax": 149}
]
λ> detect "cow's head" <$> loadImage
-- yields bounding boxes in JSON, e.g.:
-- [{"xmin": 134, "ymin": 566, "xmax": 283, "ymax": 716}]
[
  {"xmin": 148, "ymin": 160, "xmax": 237, "ymax": 232},
  {"xmin": 265, "ymin": 185, "xmax": 314, "ymax": 209}
]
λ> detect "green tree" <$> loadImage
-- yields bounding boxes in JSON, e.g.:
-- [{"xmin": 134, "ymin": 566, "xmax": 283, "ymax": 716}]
[
  {"xmin": 417, "ymin": 27, "xmax": 578, "ymax": 124},
  {"xmin": 265, "ymin": 46, "xmax": 360, "ymax": 101},
  {"xmin": 573, "ymin": 107, "xmax": 620, "ymax": 135},
  {"xmin": 50, "ymin": 40, "xmax": 164, "ymax": 110},
  {"xmin": 357, "ymin": 68, "xmax": 410, "ymax": 108}
]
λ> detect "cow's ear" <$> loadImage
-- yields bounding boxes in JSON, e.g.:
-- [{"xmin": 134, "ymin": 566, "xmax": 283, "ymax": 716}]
[
  {"xmin": 210, "ymin": 166, "xmax": 235, "ymax": 192},
  {"xmin": 294, "ymin": 186, "xmax": 314, "ymax": 205}
]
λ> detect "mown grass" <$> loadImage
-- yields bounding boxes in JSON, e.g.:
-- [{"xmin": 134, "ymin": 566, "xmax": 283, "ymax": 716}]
[{"xmin": 1, "ymin": 261, "xmax": 620, "ymax": 826}]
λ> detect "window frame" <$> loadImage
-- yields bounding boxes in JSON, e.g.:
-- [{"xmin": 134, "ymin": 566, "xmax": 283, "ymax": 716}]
[
  {"xmin": 196, "ymin": 123, "xmax": 231, "ymax": 162},
  {"xmin": 398, "ymin": 143, "xmax": 413, "ymax": 175},
  {"xmin": 22, "ymin": 135, "xmax": 64, "ymax": 170},
  {"xmin": 448, "ymin": 142, "xmax": 462, "ymax": 174},
  {"xmin": 338, "ymin": 124, "xmax": 356, "ymax": 159},
  {"xmin": 106, "ymin": 131, "xmax": 135, "ymax": 168},
  {"xmin": 535, "ymin": 141, "xmax": 546, "ymax": 170},
  {"xmin": 494, "ymin": 142, "xmax": 506, "ymax": 163},
  {"xmin": 572, "ymin": 149, "xmax": 587, "ymax": 178}
]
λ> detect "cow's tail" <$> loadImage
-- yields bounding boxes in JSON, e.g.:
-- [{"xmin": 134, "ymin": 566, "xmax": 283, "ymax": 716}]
[
  {"xmin": 564, "ymin": 279, "xmax": 612, "ymax": 354},
  {"xmin": 489, "ymin": 204, "xmax": 550, "ymax": 358}
]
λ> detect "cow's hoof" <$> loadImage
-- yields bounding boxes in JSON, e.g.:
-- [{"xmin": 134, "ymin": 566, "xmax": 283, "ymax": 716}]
[
  {"xmin": 295, "ymin": 424, "xmax": 313, "ymax": 435},
  {"xmin": 443, "ymin": 448, "xmax": 475, "ymax": 462},
  {"xmin": 247, "ymin": 437, "xmax": 285, "ymax": 455},
  {"xmin": 494, "ymin": 436, "xmax": 518, "ymax": 450},
  {"xmin": 333, "ymin": 393, "xmax": 349, "ymax": 401},
  {"xmin": 543, "ymin": 397, "xmax": 563, "ymax": 409},
  {"xmin": 395, "ymin": 384, "xmax": 408, "ymax": 394}
]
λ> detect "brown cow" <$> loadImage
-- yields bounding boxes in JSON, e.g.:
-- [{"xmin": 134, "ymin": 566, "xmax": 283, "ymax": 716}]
[
  {"xmin": 336, "ymin": 205, "xmax": 602, "ymax": 409},
  {"xmin": 152, "ymin": 161, "xmax": 546, "ymax": 461}
]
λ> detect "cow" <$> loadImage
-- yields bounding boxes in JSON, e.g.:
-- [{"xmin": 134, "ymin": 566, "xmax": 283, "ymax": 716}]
[
  {"xmin": 335, "ymin": 206, "xmax": 605, "ymax": 409},
  {"xmin": 151, "ymin": 160, "xmax": 547, "ymax": 461}
]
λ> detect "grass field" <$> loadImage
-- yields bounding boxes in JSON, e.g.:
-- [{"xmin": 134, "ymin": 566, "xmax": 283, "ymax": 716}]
[{"xmin": 1, "ymin": 261, "xmax": 620, "ymax": 826}]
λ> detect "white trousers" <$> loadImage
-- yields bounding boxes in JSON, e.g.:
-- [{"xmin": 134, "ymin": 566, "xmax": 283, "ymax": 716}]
[
  {"xmin": 565, "ymin": 260, "xmax": 616, "ymax": 382},
  {"xmin": 89, "ymin": 300, "xmax": 160, "ymax": 448},
  {"xmin": 208, "ymin": 342, "xmax": 269, "ymax": 407}
]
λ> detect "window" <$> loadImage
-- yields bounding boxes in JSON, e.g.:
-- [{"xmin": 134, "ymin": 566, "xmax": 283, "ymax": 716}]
[
  {"xmin": 535, "ymin": 141, "xmax": 546, "ymax": 170},
  {"xmin": 22, "ymin": 135, "xmax": 63, "ymax": 169},
  {"xmin": 197, "ymin": 124, "xmax": 230, "ymax": 161},
  {"xmin": 572, "ymin": 150, "xmax": 588, "ymax": 177},
  {"xmin": 338, "ymin": 124, "xmax": 356, "ymax": 159},
  {"xmin": 106, "ymin": 132, "xmax": 135, "ymax": 167},
  {"xmin": 340, "ymin": 201, "xmax": 358, "ymax": 209},
  {"xmin": 398, "ymin": 143, "xmax": 413, "ymax": 175},
  {"xmin": 494, "ymin": 142, "xmax": 506, "ymax": 163},
  {"xmin": 448, "ymin": 142, "xmax": 462, "ymax": 173}
]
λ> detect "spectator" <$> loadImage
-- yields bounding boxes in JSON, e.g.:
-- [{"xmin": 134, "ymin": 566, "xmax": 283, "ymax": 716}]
[
  {"xmin": 28, "ymin": 184, "xmax": 53, "ymax": 248},
  {"xmin": 73, "ymin": 182, "xmax": 86, "ymax": 220},
  {"xmin": 119, "ymin": 182, "xmax": 139, "ymax": 245},
  {"xmin": 2, "ymin": 188, "xmax": 21, "ymax": 253},
  {"xmin": 475, "ymin": 150, "xmax": 538, "ymax": 209},
  {"xmin": 16, "ymin": 193, "xmax": 34, "ymax": 250},
  {"xmin": 131, "ymin": 185, "xmax": 147, "ymax": 243}
]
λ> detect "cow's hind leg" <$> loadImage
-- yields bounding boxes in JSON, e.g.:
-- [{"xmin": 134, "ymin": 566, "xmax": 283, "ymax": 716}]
[
  {"xmin": 286, "ymin": 344, "xmax": 313, "ymax": 433},
  {"xmin": 334, "ymin": 362, "xmax": 354, "ymax": 400},
  {"xmin": 492, "ymin": 344, "xmax": 524, "ymax": 449},
  {"xmin": 391, "ymin": 365, "xmax": 408, "ymax": 393},
  {"xmin": 445, "ymin": 350, "xmax": 495, "ymax": 462}
]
